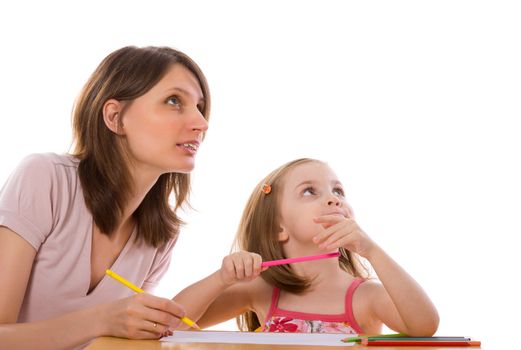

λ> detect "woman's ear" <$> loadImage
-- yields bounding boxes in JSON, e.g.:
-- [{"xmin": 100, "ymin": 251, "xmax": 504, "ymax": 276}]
[{"xmin": 102, "ymin": 99, "xmax": 124, "ymax": 135}]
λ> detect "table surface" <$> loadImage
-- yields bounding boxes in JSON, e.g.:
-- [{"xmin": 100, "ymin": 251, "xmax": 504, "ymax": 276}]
[{"xmin": 85, "ymin": 336, "xmax": 482, "ymax": 350}]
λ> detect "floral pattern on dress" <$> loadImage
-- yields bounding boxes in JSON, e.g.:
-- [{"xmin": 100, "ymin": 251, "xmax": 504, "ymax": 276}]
[
  {"xmin": 264, "ymin": 316, "xmax": 358, "ymax": 334},
  {"xmin": 267, "ymin": 317, "xmax": 299, "ymax": 332}
]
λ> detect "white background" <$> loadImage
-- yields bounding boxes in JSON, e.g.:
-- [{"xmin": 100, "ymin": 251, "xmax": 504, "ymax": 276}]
[{"xmin": 1, "ymin": 1, "xmax": 519, "ymax": 348}]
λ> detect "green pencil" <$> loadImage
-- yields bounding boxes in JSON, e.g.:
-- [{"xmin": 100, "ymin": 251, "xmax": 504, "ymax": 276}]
[{"xmin": 342, "ymin": 333, "xmax": 405, "ymax": 343}]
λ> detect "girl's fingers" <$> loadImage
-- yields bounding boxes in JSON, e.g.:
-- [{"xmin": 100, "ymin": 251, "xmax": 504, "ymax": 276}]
[
  {"xmin": 222, "ymin": 256, "xmax": 236, "ymax": 278},
  {"xmin": 243, "ymin": 254, "xmax": 254, "ymax": 278},
  {"xmin": 323, "ymin": 233, "xmax": 353, "ymax": 250},
  {"xmin": 221, "ymin": 251, "xmax": 264, "ymax": 283},
  {"xmin": 232, "ymin": 255, "xmax": 245, "ymax": 279},
  {"xmin": 252, "ymin": 253, "xmax": 263, "ymax": 275},
  {"xmin": 313, "ymin": 215, "xmax": 344, "ymax": 240},
  {"xmin": 313, "ymin": 223, "xmax": 340, "ymax": 244},
  {"xmin": 319, "ymin": 229, "xmax": 348, "ymax": 249},
  {"xmin": 314, "ymin": 214, "xmax": 344, "ymax": 225},
  {"xmin": 314, "ymin": 218, "xmax": 356, "ymax": 244}
]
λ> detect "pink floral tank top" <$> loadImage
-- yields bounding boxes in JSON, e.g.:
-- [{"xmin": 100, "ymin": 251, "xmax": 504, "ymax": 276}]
[{"xmin": 262, "ymin": 278, "xmax": 365, "ymax": 334}]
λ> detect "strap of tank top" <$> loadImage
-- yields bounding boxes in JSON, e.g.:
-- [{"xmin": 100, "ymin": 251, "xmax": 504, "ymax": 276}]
[
  {"xmin": 344, "ymin": 277, "xmax": 365, "ymax": 334},
  {"xmin": 261, "ymin": 287, "xmax": 281, "ymax": 331}
]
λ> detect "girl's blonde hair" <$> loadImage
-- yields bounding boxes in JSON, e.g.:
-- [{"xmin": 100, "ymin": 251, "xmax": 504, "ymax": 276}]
[{"xmin": 234, "ymin": 158, "xmax": 369, "ymax": 331}]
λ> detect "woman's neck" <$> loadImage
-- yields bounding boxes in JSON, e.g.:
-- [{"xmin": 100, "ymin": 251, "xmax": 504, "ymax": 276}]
[{"xmin": 118, "ymin": 165, "xmax": 161, "ymax": 233}]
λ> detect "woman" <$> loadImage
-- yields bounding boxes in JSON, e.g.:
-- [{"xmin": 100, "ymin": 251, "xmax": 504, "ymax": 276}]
[{"xmin": 0, "ymin": 46, "xmax": 210, "ymax": 349}]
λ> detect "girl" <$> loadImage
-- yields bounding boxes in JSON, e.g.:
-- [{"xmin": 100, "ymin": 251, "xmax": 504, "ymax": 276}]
[
  {"xmin": 0, "ymin": 46, "xmax": 210, "ymax": 349},
  {"xmin": 189, "ymin": 158, "xmax": 439, "ymax": 336}
]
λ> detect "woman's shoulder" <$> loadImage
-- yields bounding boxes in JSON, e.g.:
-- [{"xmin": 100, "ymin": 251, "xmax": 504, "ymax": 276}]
[
  {"xmin": 4, "ymin": 153, "xmax": 77, "ymax": 188},
  {"xmin": 17, "ymin": 153, "xmax": 79, "ymax": 173}
]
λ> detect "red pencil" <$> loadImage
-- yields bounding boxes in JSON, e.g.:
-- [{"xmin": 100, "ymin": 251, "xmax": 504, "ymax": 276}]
[{"xmin": 362, "ymin": 339, "xmax": 481, "ymax": 346}]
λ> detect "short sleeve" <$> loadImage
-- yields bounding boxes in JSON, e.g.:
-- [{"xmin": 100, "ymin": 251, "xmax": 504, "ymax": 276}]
[
  {"xmin": 0, "ymin": 154, "xmax": 57, "ymax": 250},
  {"xmin": 142, "ymin": 235, "xmax": 178, "ymax": 292}
]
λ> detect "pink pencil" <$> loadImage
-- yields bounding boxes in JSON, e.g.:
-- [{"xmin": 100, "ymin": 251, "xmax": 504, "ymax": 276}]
[{"xmin": 261, "ymin": 252, "xmax": 341, "ymax": 267}]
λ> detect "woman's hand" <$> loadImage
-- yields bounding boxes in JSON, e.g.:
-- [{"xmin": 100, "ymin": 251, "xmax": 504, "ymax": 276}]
[
  {"xmin": 313, "ymin": 215, "xmax": 377, "ymax": 259},
  {"xmin": 101, "ymin": 293, "xmax": 186, "ymax": 339},
  {"xmin": 219, "ymin": 251, "xmax": 264, "ymax": 287}
]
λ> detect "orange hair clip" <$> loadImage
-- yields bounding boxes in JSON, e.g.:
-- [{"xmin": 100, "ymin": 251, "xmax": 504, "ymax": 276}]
[{"xmin": 261, "ymin": 183, "xmax": 272, "ymax": 194}]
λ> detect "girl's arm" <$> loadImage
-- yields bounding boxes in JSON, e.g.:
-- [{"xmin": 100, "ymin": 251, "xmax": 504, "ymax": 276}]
[
  {"xmin": 175, "ymin": 275, "xmax": 260, "ymax": 329},
  {"xmin": 313, "ymin": 216, "xmax": 439, "ymax": 336},
  {"xmin": 0, "ymin": 226, "xmax": 187, "ymax": 350},
  {"xmin": 364, "ymin": 244, "xmax": 439, "ymax": 336},
  {"xmin": 173, "ymin": 251, "xmax": 265, "ymax": 329}
]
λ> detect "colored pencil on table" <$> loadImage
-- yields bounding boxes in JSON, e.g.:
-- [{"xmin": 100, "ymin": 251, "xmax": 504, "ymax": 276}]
[
  {"xmin": 362, "ymin": 338, "xmax": 481, "ymax": 346},
  {"xmin": 343, "ymin": 334, "xmax": 480, "ymax": 347},
  {"xmin": 342, "ymin": 333, "xmax": 406, "ymax": 342}
]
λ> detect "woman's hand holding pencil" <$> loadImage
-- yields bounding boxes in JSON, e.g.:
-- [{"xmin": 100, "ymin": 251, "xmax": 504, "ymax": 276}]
[{"xmin": 105, "ymin": 269, "xmax": 199, "ymax": 338}]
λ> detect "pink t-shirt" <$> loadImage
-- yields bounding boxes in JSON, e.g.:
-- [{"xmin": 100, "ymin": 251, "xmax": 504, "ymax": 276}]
[{"xmin": 0, "ymin": 153, "xmax": 177, "ymax": 324}]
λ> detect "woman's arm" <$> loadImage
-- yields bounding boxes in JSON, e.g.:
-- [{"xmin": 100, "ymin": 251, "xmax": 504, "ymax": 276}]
[
  {"xmin": 0, "ymin": 226, "xmax": 100, "ymax": 349},
  {"xmin": 0, "ymin": 227, "xmax": 35, "ymax": 324},
  {"xmin": 0, "ymin": 226, "xmax": 187, "ymax": 350}
]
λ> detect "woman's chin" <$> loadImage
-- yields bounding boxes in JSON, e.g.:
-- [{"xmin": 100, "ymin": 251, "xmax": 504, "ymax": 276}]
[{"xmin": 167, "ymin": 161, "xmax": 196, "ymax": 174}]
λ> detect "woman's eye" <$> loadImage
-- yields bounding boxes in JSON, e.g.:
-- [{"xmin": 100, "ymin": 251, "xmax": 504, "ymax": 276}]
[
  {"xmin": 303, "ymin": 187, "xmax": 316, "ymax": 196},
  {"xmin": 167, "ymin": 96, "xmax": 181, "ymax": 106}
]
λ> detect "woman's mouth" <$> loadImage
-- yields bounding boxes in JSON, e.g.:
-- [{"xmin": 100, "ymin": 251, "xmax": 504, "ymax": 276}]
[{"xmin": 177, "ymin": 142, "xmax": 199, "ymax": 155}]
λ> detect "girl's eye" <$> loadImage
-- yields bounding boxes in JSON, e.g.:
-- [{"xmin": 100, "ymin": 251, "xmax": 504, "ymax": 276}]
[
  {"xmin": 333, "ymin": 187, "xmax": 345, "ymax": 197},
  {"xmin": 303, "ymin": 187, "xmax": 316, "ymax": 196},
  {"xmin": 167, "ymin": 96, "xmax": 181, "ymax": 106}
]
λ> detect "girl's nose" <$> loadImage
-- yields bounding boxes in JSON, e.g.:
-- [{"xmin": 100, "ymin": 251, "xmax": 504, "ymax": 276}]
[{"xmin": 327, "ymin": 195, "xmax": 341, "ymax": 206}]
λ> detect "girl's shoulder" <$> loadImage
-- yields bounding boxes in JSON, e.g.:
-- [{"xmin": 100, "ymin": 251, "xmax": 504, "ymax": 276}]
[
  {"xmin": 351, "ymin": 278, "xmax": 386, "ymax": 332},
  {"xmin": 247, "ymin": 276, "xmax": 274, "ymax": 322},
  {"xmin": 228, "ymin": 275, "xmax": 273, "ymax": 311},
  {"xmin": 251, "ymin": 275, "xmax": 273, "ymax": 298},
  {"xmin": 355, "ymin": 277, "xmax": 385, "ymax": 297}
]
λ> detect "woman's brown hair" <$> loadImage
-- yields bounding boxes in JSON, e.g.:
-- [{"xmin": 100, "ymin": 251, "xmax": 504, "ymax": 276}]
[
  {"xmin": 71, "ymin": 46, "xmax": 210, "ymax": 247},
  {"xmin": 234, "ymin": 158, "xmax": 368, "ymax": 331}
]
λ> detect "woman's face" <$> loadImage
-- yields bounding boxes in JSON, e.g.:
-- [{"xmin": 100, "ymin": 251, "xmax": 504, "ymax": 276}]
[{"xmin": 120, "ymin": 63, "xmax": 208, "ymax": 176}]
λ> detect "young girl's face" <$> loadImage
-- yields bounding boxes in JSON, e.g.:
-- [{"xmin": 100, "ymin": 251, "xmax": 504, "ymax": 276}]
[
  {"xmin": 278, "ymin": 161, "xmax": 353, "ymax": 251},
  {"xmin": 121, "ymin": 63, "xmax": 208, "ymax": 176}
]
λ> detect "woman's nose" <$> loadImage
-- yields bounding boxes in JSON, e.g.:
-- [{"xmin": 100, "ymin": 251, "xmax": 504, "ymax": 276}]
[{"xmin": 190, "ymin": 108, "xmax": 209, "ymax": 134}]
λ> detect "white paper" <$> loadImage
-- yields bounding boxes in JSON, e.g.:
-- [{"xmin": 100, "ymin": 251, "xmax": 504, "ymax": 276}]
[{"xmin": 160, "ymin": 330, "xmax": 355, "ymax": 347}]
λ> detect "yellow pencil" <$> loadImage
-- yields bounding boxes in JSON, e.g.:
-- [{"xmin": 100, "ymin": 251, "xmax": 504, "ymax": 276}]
[{"xmin": 105, "ymin": 269, "xmax": 200, "ymax": 329}]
